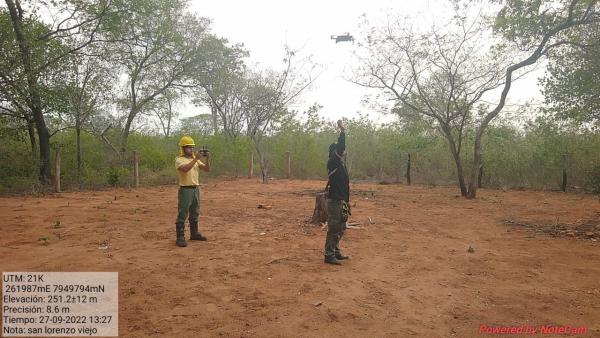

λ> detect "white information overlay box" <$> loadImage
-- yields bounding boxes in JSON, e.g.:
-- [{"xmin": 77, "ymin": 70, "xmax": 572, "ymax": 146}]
[{"xmin": 2, "ymin": 272, "xmax": 118, "ymax": 337}]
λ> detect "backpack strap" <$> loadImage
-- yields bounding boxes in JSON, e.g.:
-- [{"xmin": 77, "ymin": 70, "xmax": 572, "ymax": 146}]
[{"xmin": 325, "ymin": 167, "xmax": 338, "ymax": 191}]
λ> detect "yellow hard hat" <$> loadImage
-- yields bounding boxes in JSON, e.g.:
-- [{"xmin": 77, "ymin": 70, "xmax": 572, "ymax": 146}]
[{"xmin": 178, "ymin": 136, "xmax": 195, "ymax": 147}]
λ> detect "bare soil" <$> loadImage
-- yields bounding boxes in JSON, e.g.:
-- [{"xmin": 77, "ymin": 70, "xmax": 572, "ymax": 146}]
[{"xmin": 1, "ymin": 179, "xmax": 599, "ymax": 337}]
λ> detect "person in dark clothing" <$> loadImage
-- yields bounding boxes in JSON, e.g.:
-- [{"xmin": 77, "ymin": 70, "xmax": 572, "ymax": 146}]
[{"xmin": 324, "ymin": 120, "xmax": 350, "ymax": 265}]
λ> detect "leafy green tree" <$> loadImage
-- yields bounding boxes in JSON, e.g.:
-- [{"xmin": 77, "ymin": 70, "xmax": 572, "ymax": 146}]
[
  {"xmin": 0, "ymin": 10, "xmax": 37, "ymax": 153},
  {"xmin": 2, "ymin": 0, "xmax": 112, "ymax": 184},
  {"xmin": 190, "ymin": 36, "xmax": 248, "ymax": 138},
  {"xmin": 102, "ymin": 0, "xmax": 214, "ymax": 153},
  {"xmin": 542, "ymin": 22, "xmax": 600, "ymax": 126}
]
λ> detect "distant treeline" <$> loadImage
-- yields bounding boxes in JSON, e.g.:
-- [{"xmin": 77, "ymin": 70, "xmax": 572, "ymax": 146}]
[{"xmin": 1, "ymin": 114, "xmax": 598, "ymax": 194}]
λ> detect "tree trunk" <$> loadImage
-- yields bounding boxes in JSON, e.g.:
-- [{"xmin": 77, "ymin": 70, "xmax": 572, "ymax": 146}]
[
  {"xmin": 27, "ymin": 118, "xmax": 36, "ymax": 155},
  {"xmin": 165, "ymin": 97, "xmax": 172, "ymax": 137},
  {"xmin": 478, "ymin": 162, "xmax": 483, "ymax": 189},
  {"xmin": 466, "ymin": 131, "xmax": 484, "ymax": 199},
  {"xmin": 210, "ymin": 105, "xmax": 218, "ymax": 135},
  {"xmin": 120, "ymin": 108, "xmax": 137, "ymax": 154},
  {"xmin": 6, "ymin": 0, "xmax": 51, "ymax": 184},
  {"xmin": 311, "ymin": 192, "xmax": 328, "ymax": 224},
  {"xmin": 453, "ymin": 155, "xmax": 467, "ymax": 197},
  {"xmin": 259, "ymin": 153, "xmax": 268, "ymax": 184},
  {"xmin": 447, "ymin": 138, "xmax": 467, "ymax": 197},
  {"xmin": 252, "ymin": 138, "xmax": 268, "ymax": 184},
  {"xmin": 33, "ymin": 108, "xmax": 51, "ymax": 184}
]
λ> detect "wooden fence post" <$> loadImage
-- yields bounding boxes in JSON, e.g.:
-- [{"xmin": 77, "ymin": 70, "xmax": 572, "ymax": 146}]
[
  {"xmin": 562, "ymin": 154, "xmax": 568, "ymax": 192},
  {"xmin": 248, "ymin": 151, "xmax": 254, "ymax": 178},
  {"xmin": 55, "ymin": 147, "xmax": 61, "ymax": 193},
  {"xmin": 405, "ymin": 153, "xmax": 411, "ymax": 186},
  {"xmin": 285, "ymin": 151, "xmax": 291, "ymax": 179},
  {"xmin": 478, "ymin": 163, "xmax": 484, "ymax": 189},
  {"xmin": 133, "ymin": 150, "xmax": 139, "ymax": 188}
]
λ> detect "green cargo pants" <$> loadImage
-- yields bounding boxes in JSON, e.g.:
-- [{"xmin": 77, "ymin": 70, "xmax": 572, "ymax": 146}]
[
  {"xmin": 324, "ymin": 198, "xmax": 346, "ymax": 258},
  {"xmin": 176, "ymin": 186, "xmax": 200, "ymax": 224}
]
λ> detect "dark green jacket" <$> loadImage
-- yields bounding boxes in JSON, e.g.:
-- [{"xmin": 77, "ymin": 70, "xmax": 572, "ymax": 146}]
[{"xmin": 327, "ymin": 131, "xmax": 349, "ymax": 202}]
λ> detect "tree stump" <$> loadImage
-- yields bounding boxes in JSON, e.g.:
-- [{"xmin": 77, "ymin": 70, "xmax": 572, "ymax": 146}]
[{"xmin": 311, "ymin": 192, "xmax": 328, "ymax": 224}]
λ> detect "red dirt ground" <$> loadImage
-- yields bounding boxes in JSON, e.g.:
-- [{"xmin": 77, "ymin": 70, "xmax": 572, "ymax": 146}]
[{"xmin": 1, "ymin": 179, "xmax": 599, "ymax": 337}]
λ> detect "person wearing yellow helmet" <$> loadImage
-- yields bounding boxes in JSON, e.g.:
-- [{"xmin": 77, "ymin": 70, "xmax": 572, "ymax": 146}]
[{"xmin": 174, "ymin": 135, "xmax": 211, "ymax": 247}]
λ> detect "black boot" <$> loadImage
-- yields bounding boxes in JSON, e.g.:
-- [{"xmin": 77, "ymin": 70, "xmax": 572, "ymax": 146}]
[
  {"xmin": 324, "ymin": 256, "xmax": 342, "ymax": 265},
  {"xmin": 189, "ymin": 222, "xmax": 207, "ymax": 241},
  {"xmin": 175, "ymin": 222, "xmax": 187, "ymax": 247},
  {"xmin": 335, "ymin": 252, "xmax": 349, "ymax": 260}
]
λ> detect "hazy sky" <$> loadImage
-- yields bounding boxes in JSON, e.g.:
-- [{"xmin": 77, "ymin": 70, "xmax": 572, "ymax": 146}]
[{"xmin": 187, "ymin": 0, "xmax": 544, "ymax": 123}]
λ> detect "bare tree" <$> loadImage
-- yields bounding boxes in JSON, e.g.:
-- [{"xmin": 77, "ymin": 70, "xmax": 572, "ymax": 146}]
[
  {"xmin": 201, "ymin": 75, "xmax": 247, "ymax": 138},
  {"xmin": 242, "ymin": 47, "xmax": 318, "ymax": 183},
  {"xmin": 146, "ymin": 90, "xmax": 180, "ymax": 137},
  {"xmin": 353, "ymin": 5, "xmax": 512, "ymax": 196},
  {"xmin": 467, "ymin": 0, "xmax": 600, "ymax": 198}
]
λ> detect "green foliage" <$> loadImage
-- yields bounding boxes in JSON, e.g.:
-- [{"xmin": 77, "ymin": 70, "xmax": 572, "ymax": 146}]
[
  {"xmin": 588, "ymin": 165, "xmax": 600, "ymax": 194},
  {"xmin": 269, "ymin": 125, "xmax": 334, "ymax": 179},
  {"xmin": 493, "ymin": 0, "xmax": 598, "ymax": 49},
  {"xmin": 1, "ymin": 113, "xmax": 600, "ymax": 193},
  {"xmin": 478, "ymin": 118, "xmax": 600, "ymax": 189},
  {"xmin": 542, "ymin": 23, "xmax": 600, "ymax": 126},
  {"xmin": 106, "ymin": 167, "xmax": 130, "ymax": 187},
  {"xmin": 0, "ymin": 133, "xmax": 40, "ymax": 193},
  {"xmin": 0, "ymin": 9, "xmax": 72, "ymax": 125}
]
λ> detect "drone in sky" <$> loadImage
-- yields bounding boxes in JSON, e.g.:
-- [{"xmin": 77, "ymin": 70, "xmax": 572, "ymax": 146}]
[{"xmin": 331, "ymin": 33, "xmax": 354, "ymax": 44}]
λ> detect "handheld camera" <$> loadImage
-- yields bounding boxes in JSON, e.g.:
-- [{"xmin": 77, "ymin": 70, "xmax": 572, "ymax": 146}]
[{"xmin": 198, "ymin": 145, "xmax": 210, "ymax": 156}]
